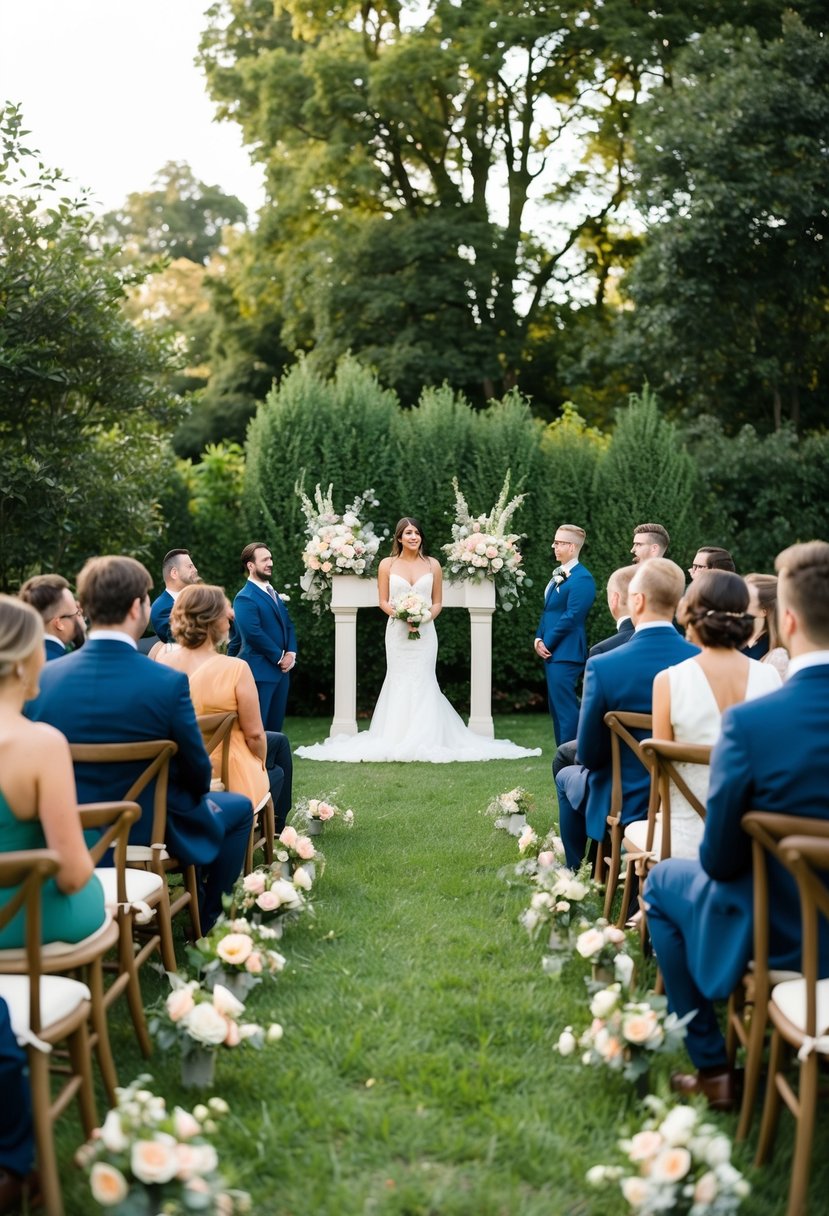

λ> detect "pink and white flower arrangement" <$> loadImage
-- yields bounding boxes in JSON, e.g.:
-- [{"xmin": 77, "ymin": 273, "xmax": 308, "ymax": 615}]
[
  {"xmin": 390, "ymin": 589, "xmax": 432, "ymax": 639},
  {"xmin": 296, "ymin": 480, "xmax": 381, "ymax": 611},
  {"xmin": 227, "ymin": 864, "xmax": 308, "ymax": 928},
  {"xmin": 441, "ymin": 472, "xmax": 531, "ymax": 609},
  {"xmin": 187, "ymin": 915, "xmax": 288, "ymax": 996},
  {"xmin": 484, "ymin": 786, "xmax": 535, "ymax": 833},
  {"xmin": 559, "ymin": 984, "xmax": 692, "ymax": 1081},
  {"xmin": 79, "ymin": 1075, "xmax": 251, "ymax": 1213},
  {"xmin": 586, "ymin": 1095, "xmax": 750, "ymax": 1213},
  {"xmin": 149, "ymin": 972, "xmax": 274, "ymax": 1058},
  {"xmin": 292, "ymin": 795, "xmax": 355, "ymax": 831},
  {"xmin": 275, "ymin": 824, "xmax": 325, "ymax": 881},
  {"xmin": 574, "ymin": 916, "xmax": 634, "ymax": 983}
]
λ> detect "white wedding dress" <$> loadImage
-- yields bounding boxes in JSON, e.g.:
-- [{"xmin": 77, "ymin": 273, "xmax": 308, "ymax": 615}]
[{"xmin": 295, "ymin": 571, "xmax": 541, "ymax": 763}]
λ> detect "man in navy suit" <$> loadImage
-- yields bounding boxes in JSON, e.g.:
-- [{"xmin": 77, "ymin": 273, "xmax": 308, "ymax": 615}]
[
  {"xmin": 19, "ymin": 572, "xmax": 84, "ymax": 660},
  {"xmin": 555, "ymin": 559, "xmax": 698, "ymax": 869},
  {"xmin": 27, "ymin": 555, "xmax": 252, "ymax": 930},
  {"xmin": 645, "ymin": 540, "xmax": 829, "ymax": 1108},
  {"xmin": 149, "ymin": 549, "xmax": 200, "ymax": 644},
  {"xmin": 229, "ymin": 542, "xmax": 298, "ymax": 733},
  {"xmin": 534, "ymin": 524, "xmax": 596, "ymax": 745},
  {"xmin": 630, "ymin": 521, "xmax": 670, "ymax": 565}
]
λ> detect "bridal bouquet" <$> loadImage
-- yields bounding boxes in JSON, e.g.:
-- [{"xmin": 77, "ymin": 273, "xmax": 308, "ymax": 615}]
[
  {"xmin": 442, "ymin": 471, "xmax": 531, "ymax": 610},
  {"xmin": 390, "ymin": 589, "xmax": 432, "ymax": 640},
  {"xmin": 296, "ymin": 479, "xmax": 382, "ymax": 611},
  {"xmin": 586, "ymin": 1096, "xmax": 750, "ymax": 1213}
]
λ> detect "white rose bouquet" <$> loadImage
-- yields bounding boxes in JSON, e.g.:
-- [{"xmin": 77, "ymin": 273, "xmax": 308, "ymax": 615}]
[
  {"xmin": 441, "ymin": 471, "xmax": 531, "ymax": 610},
  {"xmin": 390, "ymin": 589, "xmax": 432, "ymax": 640},
  {"xmin": 78, "ymin": 1076, "xmax": 251, "ymax": 1213},
  {"xmin": 149, "ymin": 973, "xmax": 273, "ymax": 1058},
  {"xmin": 560, "ymin": 984, "xmax": 692, "ymax": 1081},
  {"xmin": 296, "ymin": 479, "xmax": 382, "ymax": 612},
  {"xmin": 586, "ymin": 1095, "xmax": 750, "ymax": 1214}
]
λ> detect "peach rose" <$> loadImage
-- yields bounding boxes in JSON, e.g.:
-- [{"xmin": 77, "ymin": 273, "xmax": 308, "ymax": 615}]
[
  {"xmin": 296, "ymin": 836, "xmax": 315, "ymax": 860},
  {"xmin": 317, "ymin": 802, "xmax": 335, "ymax": 821},
  {"xmin": 621, "ymin": 1176, "xmax": 649, "ymax": 1206},
  {"xmin": 166, "ymin": 988, "xmax": 195, "ymax": 1023},
  {"xmin": 242, "ymin": 872, "xmax": 266, "ymax": 895},
  {"xmin": 627, "ymin": 1130, "xmax": 663, "ymax": 1162},
  {"xmin": 279, "ymin": 825, "xmax": 298, "ymax": 848},
  {"xmin": 90, "ymin": 1162, "xmax": 129, "ymax": 1206},
  {"xmin": 651, "ymin": 1147, "xmax": 692, "ymax": 1184},
  {"xmin": 224, "ymin": 1019, "xmax": 241, "ymax": 1047},
  {"xmin": 130, "ymin": 1134, "xmax": 179, "ymax": 1185},
  {"xmin": 537, "ymin": 850, "xmax": 556, "ymax": 868},
  {"xmin": 216, "ymin": 932, "xmax": 253, "ymax": 966},
  {"xmin": 576, "ymin": 928, "xmax": 606, "ymax": 958},
  {"xmin": 172, "ymin": 1107, "xmax": 201, "ymax": 1141},
  {"xmin": 694, "ymin": 1172, "xmax": 719, "ymax": 1204},
  {"xmin": 256, "ymin": 890, "xmax": 280, "ymax": 912},
  {"xmin": 245, "ymin": 951, "xmax": 263, "ymax": 974},
  {"xmin": 175, "ymin": 1142, "xmax": 199, "ymax": 1181},
  {"xmin": 622, "ymin": 1010, "xmax": 661, "ymax": 1046}
]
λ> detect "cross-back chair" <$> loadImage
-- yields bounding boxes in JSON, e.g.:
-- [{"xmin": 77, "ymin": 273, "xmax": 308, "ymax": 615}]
[
  {"xmin": 631, "ymin": 739, "xmax": 712, "ymax": 863},
  {"xmin": 600, "ymin": 711, "xmax": 652, "ymax": 923}
]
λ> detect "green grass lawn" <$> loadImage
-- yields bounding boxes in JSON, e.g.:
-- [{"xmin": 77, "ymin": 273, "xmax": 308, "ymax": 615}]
[{"xmin": 58, "ymin": 713, "xmax": 824, "ymax": 1214}]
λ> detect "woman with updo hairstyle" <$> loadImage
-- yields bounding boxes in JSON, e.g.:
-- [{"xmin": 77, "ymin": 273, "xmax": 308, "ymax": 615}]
[
  {"xmin": 156, "ymin": 584, "xmax": 278, "ymax": 816},
  {"xmin": 650, "ymin": 571, "xmax": 782, "ymax": 859},
  {"xmin": 744, "ymin": 572, "xmax": 789, "ymax": 677},
  {"xmin": 0, "ymin": 595, "xmax": 105, "ymax": 946}
]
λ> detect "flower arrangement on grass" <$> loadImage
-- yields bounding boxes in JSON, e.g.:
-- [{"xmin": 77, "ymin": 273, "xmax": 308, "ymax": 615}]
[
  {"xmin": 484, "ymin": 786, "xmax": 535, "ymax": 835},
  {"xmin": 292, "ymin": 795, "xmax": 355, "ymax": 834},
  {"xmin": 586, "ymin": 1095, "xmax": 750, "ymax": 1214},
  {"xmin": 390, "ymin": 588, "xmax": 432, "ymax": 640},
  {"xmin": 441, "ymin": 471, "xmax": 531, "ymax": 609},
  {"xmin": 276, "ymin": 824, "xmax": 324, "ymax": 884},
  {"xmin": 557, "ymin": 984, "xmax": 692, "ymax": 1081},
  {"xmin": 227, "ymin": 866, "xmax": 308, "ymax": 929},
  {"xmin": 149, "ymin": 972, "xmax": 270, "ymax": 1058},
  {"xmin": 574, "ymin": 917, "xmax": 635, "ymax": 987},
  {"xmin": 296, "ymin": 480, "xmax": 381, "ymax": 611},
  {"xmin": 186, "ymin": 916, "xmax": 287, "ymax": 999},
  {"xmin": 79, "ymin": 1076, "xmax": 251, "ymax": 1213}
]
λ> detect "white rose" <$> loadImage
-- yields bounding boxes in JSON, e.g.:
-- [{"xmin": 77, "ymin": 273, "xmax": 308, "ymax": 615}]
[
  {"xmin": 99, "ymin": 1109, "xmax": 128, "ymax": 1153},
  {"xmin": 705, "ymin": 1134, "xmax": 733, "ymax": 1167},
  {"xmin": 563, "ymin": 880, "xmax": 588, "ymax": 901},
  {"xmin": 620, "ymin": 1175, "xmax": 650, "ymax": 1206},
  {"xmin": 557, "ymin": 1028, "xmax": 576, "ymax": 1056},
  {"xmin": 590, "ymin": 987, "xmax": 620, "ymax": 1019},
  {"xmin": 614, "ymin": 953, "xmax": 635, "ymax": 988},
  {"xmin": 660, "ymin": 1104, "xmax": 698, "ymax": 1146},
  {"xmin": 267, "ymin": 1022, "xmax": 284, "ymax": 1042},
  {"xmin": 293, "ymin": 866, "xmax": 313, "ymax": 891},
  {"xmin": 212, "ymin": 984, "xmax": 245, "ymax": 1019},
  {"xmin": 184, "ymin": 1003, "xmax": 228, "ymax": 1046},
  {"xmin": 576, "ymin": 927, "xmax": 606, "ymax": 958},
  {"xmin": 172, "ymin": 1107, "xmax": 201, "ymax": 1140},
  {"xmin": 694, "ymin": 1172, "xmax": 719, "ymax": 1204}
]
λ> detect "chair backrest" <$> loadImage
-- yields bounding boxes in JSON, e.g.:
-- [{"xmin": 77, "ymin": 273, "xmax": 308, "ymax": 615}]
[
  {"xmin": 778, "ymin": 835, "xmax": 829, "ymax": 1037},
  {"xmin": 0, "ymin": 850, "xmax": 60, "ymax": 1032},
  {"xmin": 197, "ymin": 712, "xmax": 237, "ymax": 792},
  {"xmin": 69, "ymin": 741, "xmax": 177, "ymax": 850},
  {"xmin": 639, "ymin": 738, "xmax": 712, "ymax": 859},
  {"xmin": 604, "ymin": 711, "xmax": 652, "ymax": 827},
  {"xmin": 77, "ymin": 802, "xmax": 141, "ymax": 904}
]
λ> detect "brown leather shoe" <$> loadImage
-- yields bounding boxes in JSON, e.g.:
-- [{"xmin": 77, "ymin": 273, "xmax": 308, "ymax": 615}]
[{"xmin": 670, "ymin": 1068, "xmax": 737, "ymax": 1111}]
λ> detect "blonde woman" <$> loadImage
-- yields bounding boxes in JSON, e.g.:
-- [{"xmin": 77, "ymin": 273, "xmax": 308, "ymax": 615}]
[{"xmin": 744, "ymin": 573, "xmax": 789, "ymax": 677}]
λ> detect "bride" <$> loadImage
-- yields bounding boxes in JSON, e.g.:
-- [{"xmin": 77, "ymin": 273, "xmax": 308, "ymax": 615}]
[{"xmin": 296, "ymin": 517, "xmax": 541, "ymax": 763}]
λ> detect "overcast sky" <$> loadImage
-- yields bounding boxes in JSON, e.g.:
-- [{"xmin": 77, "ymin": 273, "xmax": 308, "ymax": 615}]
[{"xmin": 0, "ymin": 0, "xmax": 265, "ymax": 216}]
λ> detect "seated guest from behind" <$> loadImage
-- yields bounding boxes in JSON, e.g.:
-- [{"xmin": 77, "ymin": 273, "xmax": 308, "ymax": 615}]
[
  {"xmin": 18, "ymin": 573, "xmax": 84, "ymax": 660},
  {"xmin": 26, "ymin": 556, "xmax": 252, "ymax": 932},
  {"xmin": 0, "ymin": 595, "xmax": 104, "ymax": 947},
  {"xmin": 650, "ymin": 571, "xmax": 782, "ymax": 859},
  {"xmin": 157, "ymin": 585, "xmax": 293, "ymax": 832},
  {"xmin": 743, "ymin": 572, "xmax": 789, "ymax": 675}
]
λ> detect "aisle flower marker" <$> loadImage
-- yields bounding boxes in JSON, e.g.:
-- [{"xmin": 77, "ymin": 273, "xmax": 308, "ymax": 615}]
[
  {"xmin": 296, "ymin": 479, "xmax": 382, "ymax": 612},
  {"xmin": 586, "ymin": 1095, "xmax": 750, "ymax": 1213},
  {"xmin": 557, "ymin": 983, "xmax": 692, "ymax": 1083},
  {"xmin": 292, "ymin": 794, "xmax": 355, "ymax": 836},
  {"xmin": 484, "ymin": 786, "xmax": 535, "ymax": 836},
  {"xmin": 79, "ymin": 1076, "xmax": 251, "ymax": 1212},
  {"xmin": 187, "ymin": 915, "xmax": 288, "ymax": 1000},
  {"xmin": 227, "ymin": 866, "xmax": 308, "ymax": 928},
  {"xmin": 442, "ymin": 471, "xmax": 531, "ymax": 610},
  {"xmin": 276, "ymin": 824, "xmax": 325, "ymax": 885}
]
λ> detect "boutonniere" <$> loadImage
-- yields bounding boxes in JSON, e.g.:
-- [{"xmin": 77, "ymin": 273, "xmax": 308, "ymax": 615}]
[{"xmin": 552, "ymin": 566, "xmax": 570, "ymax": 588}]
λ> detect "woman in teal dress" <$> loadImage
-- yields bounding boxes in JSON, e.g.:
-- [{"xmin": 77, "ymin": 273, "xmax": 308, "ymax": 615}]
[{"xmin": 0, "ymin": 595, "xmax": 105, "ymax": 948}]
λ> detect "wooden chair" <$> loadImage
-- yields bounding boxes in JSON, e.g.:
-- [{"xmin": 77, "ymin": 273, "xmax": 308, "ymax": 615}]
[
  {"xmin": 731, "ymin": 813, "xmax": 829, "ymax": 1146},
  {"xmin": 751, "ymin": 827, "xmax": 829, "ymax": 1213},
  {"xmin": 601, "ymin": 711, "xmax": 652, "ymax": 923},
  {"xmin": 69, "ymin": 740, "xmax": 200, "ymax": 972},
  {"xmin": 0, "ymin": 851, "xmax": 97, "ymax": 1216},
  {"xmin": 79, "ymin": 801, "xmax": 158, "ymax": 1059},
  {"xmin": 197, "ymin": 711, "xmax": 274, "ymax": 874},
  {"xmin": 630, "ymin": 739, "xmax": 712, "ymax": 863}
]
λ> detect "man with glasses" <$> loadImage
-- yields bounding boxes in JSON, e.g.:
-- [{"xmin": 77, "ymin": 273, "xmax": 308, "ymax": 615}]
[
  {"xmin": 534, "ymin": 524, "xmax": 596, "ymax": 745},
  {"xmin": 630, "ymin": 522, "xmax": 670, "ymax": 563},
  {"xmin": 688, "ymin": 546, "xmax": 736, "ymax": 580},
  {"xmin": 18, "ymin": 573, "xmax": 85, "ymax": 659}
]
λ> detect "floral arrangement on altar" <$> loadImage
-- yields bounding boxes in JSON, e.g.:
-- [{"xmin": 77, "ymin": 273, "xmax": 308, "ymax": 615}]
[
  {"xmin": 296, "ymin": 479, "xmax": 382, "ymax": 611},
  {"xmin": 79, "ymin": 1077, "xmax": 252, "ymax": 1213},
  {"xmin": 441, "ymin": 471, "xmax": 531, "ymax": 609},
  {"xmin": 187, "ymin": 916, "xmax": 287, "ymax": 999},
  {"xmin": 586, "ymin": 1096, "xmax": 750, "ymax": 1213},
  {"xmin": 292, "ymin": 795, "xmax": 355, "ymax": 834},
  {"xmin": 149, "ymin": 973, "xmax": 274, "ymax": 1059},
  {"xmin": 390, "ymin": 589, "xmax": 432, "ymax": 640},
  {"xmin": 557, "ymin": 984, "xmax": 692, "ymax": 1081}
]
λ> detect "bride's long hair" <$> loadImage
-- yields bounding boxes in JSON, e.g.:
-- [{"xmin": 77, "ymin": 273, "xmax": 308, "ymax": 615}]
[{"xmin": 391, "ymin": 517, "xmax": 428, "ymax": 559}]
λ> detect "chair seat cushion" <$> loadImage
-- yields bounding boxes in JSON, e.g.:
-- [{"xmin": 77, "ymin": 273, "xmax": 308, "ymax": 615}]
[
  {"xmin": 96, "ymin": 868, "xmax": 164, "ymax": 910},
  {"xmin": 623, "ymin": 819, "xmax": 656, "ymax": 855},
  {"xmin": 0, "ymin": 974, "xmax": 91, "ymax": 1043},
  {"xmin": 748, "ymin": 960, "xmax": 801, "ymax": 985},
  {"xmin": 771, "ymin": 977, "xmax": 829, "ymax": 1038},
  {"xmin": 0, "ymin": 912, "xmax": 114, "ymax": 963},
  {"xmin": 126, "ymin": 844, "xmax": 170, "ymax": 863}
]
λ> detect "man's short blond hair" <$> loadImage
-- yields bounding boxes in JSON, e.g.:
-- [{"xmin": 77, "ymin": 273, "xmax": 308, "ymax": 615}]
[
  {"xmin": 775, "ymin": 540, "xmax": 829, "ymax": 646},
  {"xmin": 607, "ymin": 565, "xmax": 638, "ymax": 607},
  {"xmin": 557, "ymin": 524, "xmax": 586, "ymax": 551},
  {"xmin": 630, "ymin": 558, "xmax": 686, "ymax": 616}
]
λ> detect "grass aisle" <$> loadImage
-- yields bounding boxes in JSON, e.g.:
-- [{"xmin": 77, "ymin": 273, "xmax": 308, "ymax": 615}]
[{"xmin": 62, "ymin": 713, "xmax": 818, "ymax": 1214}]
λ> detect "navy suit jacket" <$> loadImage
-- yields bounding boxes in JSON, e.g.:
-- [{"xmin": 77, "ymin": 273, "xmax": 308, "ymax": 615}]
[
  {"xmin": 26, "ymin": 638, "xmax": 223, "ymax": 866},
  {"xmin": 676, "ymin": 664, "xmax": 829, "ymax": 998},
  {"xmin": 44, "ymin": 637, "xmax": 67, "ymax": 662},
  {"xmin": 536, "ymin": 563, "xmax": 596, "ymax": 663},
  {"xmin": 589, "ymin": 617, "xmax": 634, "ymax": 657},
  {"xmin": 150, "ymin": 589, "xmax": 174, "ymax": 643},
  {"xmin": 578, "ymin": 624, "xmax": 699, "ymax": 841},
  {"xmin": 228, "ymin": 582, "xmax": 298, "ymax": 684}
]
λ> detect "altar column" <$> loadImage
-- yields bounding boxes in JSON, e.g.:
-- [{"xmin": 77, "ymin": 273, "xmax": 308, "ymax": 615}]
[
  {"xmin": 464, "ymin": 580, "xmax": 496, "ymax": 738},
  {"xmin": 328, "ymin": 576, "xmax": 380, "ymax": 738}
]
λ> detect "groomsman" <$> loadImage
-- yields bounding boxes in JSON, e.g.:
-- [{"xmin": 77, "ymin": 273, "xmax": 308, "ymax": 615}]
[
  {"xmin": 150, "ymin": 549, "xmax": 200, "ymax": 643},
  {"xmin": 229, "ymin": 542, "xmax": 298, "ymax": 732},
  {"xmin": 534, "ymin": 524, "xmax": 595, "ymax": 745},
  {"xmin": 630, "ymin": 522, "xmax": 670, "ymax": 563},
  {"xmin": 645, "ymin": 540, "xmax": 829, "ymax": 1108}
]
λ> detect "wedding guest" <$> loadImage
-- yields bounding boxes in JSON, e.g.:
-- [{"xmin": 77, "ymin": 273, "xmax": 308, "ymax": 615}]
[
  {"xmin": 26, "ymin": 556, "xmax": 252, "ymax": 931},
  {"xmin": 630, "ymin": 523, "xmax": 670, "ymax": 563},
  {"xmin": 650, "ymin": 571, "xmax": 781, "ymax": 860},
  {"xmin": 743, "ymin": 572, "xmax": 789, "ymax": 675},
  {"xmin": 158, "ymin": 584, "xmax": 292, "ymax": 832},
  {"xmin": 534, "ymin": 524, "xmax": 596, "ymax": 745},
  {"xmin": 228, "ymin": 543, "xmax": 298, "ymax": 733},
  {"xmin": 0, "ymin": 998, "xmax": 35, "ymax": 1214},
  {"xmin": 18, "ymin": 573, "xmax": 84, "ymax": 660},
  {"xmin": 555, "ymin": 559, "xmax": 697, "ymax": 869},
  {"xmin": 644, "ymin": 540, "xmax": 829, "ymax": 1109},
  {"xmin": 150, "ymin": 549, "xmax": 200, "ymax": 644},
  {"xmin": 688, "ymin": 546, "xmax": 736, "ymax": 580},
  {"xmin": 0, "ymin": 595, "xmax": 105, "ymax": 948}
]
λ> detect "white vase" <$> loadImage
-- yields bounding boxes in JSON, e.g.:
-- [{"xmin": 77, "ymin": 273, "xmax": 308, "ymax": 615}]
[{"xmin": 180, "ymin": 1047, "xmax": 216, "ymax": 1089}]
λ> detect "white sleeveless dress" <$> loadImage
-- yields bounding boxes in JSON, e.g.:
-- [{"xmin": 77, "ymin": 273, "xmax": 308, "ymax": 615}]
[
  {"xmin": 295, "ymin": 571, "xmax": 542, "ymax": 763},
  {"xmin": 663, "ymin": 657, "xmax": 782, "ymax": 858}
]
